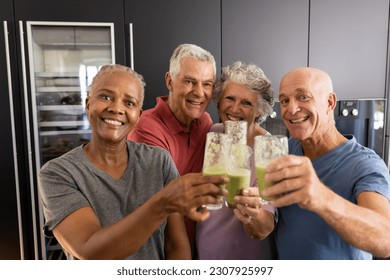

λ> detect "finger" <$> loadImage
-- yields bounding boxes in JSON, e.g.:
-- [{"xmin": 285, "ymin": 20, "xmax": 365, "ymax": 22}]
[
  {"xmin": 266, "ymin": 155, "xmax": 306, "ymax": 172},
  {"xmin": 186, "ymin": 172, "xmax": 229, "ymax": 186},
  {"xmin": 233, "ymin": 208, "xmax": 251, "ymax": 224},
  {"xmin": 236, "ymin": 202, "xmax": 260, "ymax": 218},
  {"xmin": 234, "ymin": 195, "xmax": 262, "ymax": 208},
  {"xmin": 241, "ymin": 187, "xmax": 259, "ymax": 197},
  {"xmin": 192, "ymin": 193, "xmax": 224, "ymax": 207},
  {"xmin": 187, "ymin": 207, "xmax": 210, "ymax": 222},
  {"xmin": 178, "ymin": 176, "xmax": 225, "ymax": 200},
  {"xmin": 269, "ymin": 191, "xmax": 299, "ymax": 208},
  {"xmin": 269, "ymin": 180, "xmax": 328, "ymax": 211},
  {"xmin": 266, "ymin": 164, "xmax": 309, "ymax": 186},
  {"xmin": 194, "ymin": 183, "xmax": 226, "ymax": 198},
  {"xmin": 262, "ymin": 177, "xmax": 303, "ymax": 198}
]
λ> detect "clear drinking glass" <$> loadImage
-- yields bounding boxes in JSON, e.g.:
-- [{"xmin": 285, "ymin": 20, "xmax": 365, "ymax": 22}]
[
  {"xmin": 225, "ymin": 120, "xmax": 248, "ymax": 145},
  {"xmin": 225, "ymin": 144, "xmax": 252, "ymax": 208},
  {"xmin": 202, "ymin": 132, "xmax": 232, "ymax": 210},
  {"xmin": 254, "ymin": 135, "xmax": 288, "ymax": 204}
]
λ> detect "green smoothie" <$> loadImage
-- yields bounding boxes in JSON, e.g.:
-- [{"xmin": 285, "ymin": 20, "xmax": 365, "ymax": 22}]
[
  {"xmin": 203, "ymin": 165, "xmax": 227, "ymax": 190},
  {"xmin": 203, "ymin": 165, "xmax": 227, "ymax": 177},
  {"xmin": 226, "ymin": 168, "xmax": 251, "ymax": 208},
  {"xmin": 256, "ymin": 165, "xmax": 274, "ymax": 202},
  {"xmin": 203, "ymin": 165, "xmax": 228, "ymax": 209}
]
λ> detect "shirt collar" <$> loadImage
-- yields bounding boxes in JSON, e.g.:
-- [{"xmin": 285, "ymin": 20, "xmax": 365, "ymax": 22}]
[{"xmin": 155, "ymin": 96, "xmax": 200, "ymax": 134}]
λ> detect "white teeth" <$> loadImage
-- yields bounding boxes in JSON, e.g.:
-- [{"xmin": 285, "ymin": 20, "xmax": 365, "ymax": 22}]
[
  {"xmin": 104, "ymin": 119, "xmax": 123, "ymax": 125},
  {"xmin": 227, "ymin": 115, "xmax": 242, "ymax": 121},
  {"xmin": 290, "ymin": 116, "xmax": 309, "ymax": 124},
  {"xmin": 189, "ymin": 101, "xmax": 202, "ymax": 105}
]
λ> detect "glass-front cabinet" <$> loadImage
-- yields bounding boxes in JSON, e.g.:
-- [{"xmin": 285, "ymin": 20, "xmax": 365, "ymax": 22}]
[{"xmin": 25, "ymin": 21, "xmax": 115, "ymax": 259}]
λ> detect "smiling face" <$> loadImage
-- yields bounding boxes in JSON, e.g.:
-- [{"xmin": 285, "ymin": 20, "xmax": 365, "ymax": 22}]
[
  {"xmin": 218, "ymin": 82, "xmax": 259, "ymax": 128},
  {"xmin": 278, "ymin": 68, "xmax": 336, "ymax": 142},
  {"xmin": 86, "ymin": 71, "xmax": 143, "ymax": 144},
  {"xmin": 166, "ymin": 57, "xmax": 215, "ymax": 129}
]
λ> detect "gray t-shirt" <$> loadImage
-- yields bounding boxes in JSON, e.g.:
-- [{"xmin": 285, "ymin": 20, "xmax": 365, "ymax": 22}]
[{"xmin": 39, "ymin": 141, "xmax": 179, "ymax": 260}]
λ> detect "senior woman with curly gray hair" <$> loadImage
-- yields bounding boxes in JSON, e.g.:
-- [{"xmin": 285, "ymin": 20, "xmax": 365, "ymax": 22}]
[
  {"xmin": 213, "ymin": 61, "xmax": 274, "ymax": 141},
  {"xmin": 196, "ymin": 61, "xmax": 277, "ymax": 260}
]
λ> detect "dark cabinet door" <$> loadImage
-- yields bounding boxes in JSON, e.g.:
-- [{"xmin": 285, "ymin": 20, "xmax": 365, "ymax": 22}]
[
  {"xmin": 309, "ymin": 0, "xmax": 389, "ymax": 99},
  {"xmin": 0, "ymin": 0, "xmax": 23, "ymax": 260},
  {"xmin": 222, "ymin": 0, "xmax": 309, "ymax": 98},
  {"xmin": 125, "ymin": 0, "xmax": 222, "ymax": 121}
]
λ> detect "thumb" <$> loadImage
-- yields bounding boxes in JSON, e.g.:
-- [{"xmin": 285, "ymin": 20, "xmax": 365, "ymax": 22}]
[{"xmin": 187, "ymin": 208, "xmax": 210, "ymax": 222}]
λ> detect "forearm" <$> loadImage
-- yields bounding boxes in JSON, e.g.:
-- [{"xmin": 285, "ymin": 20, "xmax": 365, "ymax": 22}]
[
  {"xmin": 165, "ymin": 242, "xmax": 191, "ymax": 260},
  {"xmin": 70, "ymin": 195, "xmax": 168, "ymax": 260},
  {"xmin": 164, "ymin": 214, "xmax": 191, "ymax": 260},
  {"xmin": 56, "ymin": 173, "xmax": 225, "ymax": 259},
  {"xmin": 317, "ymin": 189, "xmax": 390, "ymax": 258}
]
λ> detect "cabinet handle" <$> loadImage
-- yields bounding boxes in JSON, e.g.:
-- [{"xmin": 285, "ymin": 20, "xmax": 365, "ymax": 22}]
[
  {"xmin": 18, "ymin": 20, "xmax": 41, "ymax": 260},
  {"xmin": 3, "ymin": 20, "xmax": 25, "ymax": 260},
  {"xmin": 129, "ymin": 23, "xmax": 134, "ymax": 70}
]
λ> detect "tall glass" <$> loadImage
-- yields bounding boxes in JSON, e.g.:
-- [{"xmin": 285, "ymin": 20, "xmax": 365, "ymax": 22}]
[
  {"xmin": 254, "ymin": 135, "xmax": 288, "ymax": 204},
  {"xmin": 202, "ymin": 132, "xmax": 232, "ymax": 210},
  {"xmin": 225, "ymin": 144, "xmax": 252, "ymax": 208},
  {"xmin": 225, "ymin": 120, "xmax": 248, "ymax": 145}
]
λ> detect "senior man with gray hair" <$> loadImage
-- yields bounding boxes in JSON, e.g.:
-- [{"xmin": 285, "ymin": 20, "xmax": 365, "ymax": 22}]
[{"xmin": 128, "ymin": 43, "xmax": 217, "ymax": 258}]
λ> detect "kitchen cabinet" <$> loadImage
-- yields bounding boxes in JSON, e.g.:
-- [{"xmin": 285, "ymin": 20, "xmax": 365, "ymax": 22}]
[
  {"xmin": 222, "ymin": 0, "xmax": 389, "ymax": 100},
  {"xmin": 0, "ymin": 0, "xmax": 32, "ymax": 260},
  {"xmin": 221, "ymin": 0, "xmax": 389, "ymax": 164},
  {"xmin": 124, "ymin": 0, "xmax": 222, "ymax": 121},
  {"xmin": 309, "ymin": 0, "xmax": 389, "ymax": 99},
  {"xmin": 221, "ymin": 0, "xmax": 309, "ymax": 98}
]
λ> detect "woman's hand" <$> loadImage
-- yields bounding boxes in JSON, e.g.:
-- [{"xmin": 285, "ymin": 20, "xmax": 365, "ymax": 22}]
[
  {"xmin": 161, "ymin": 173, "xmax": 228, "ymax": 222},
  {"xmin": 233, "ymin": 187, "xmax": 275, "ymax": 239}
]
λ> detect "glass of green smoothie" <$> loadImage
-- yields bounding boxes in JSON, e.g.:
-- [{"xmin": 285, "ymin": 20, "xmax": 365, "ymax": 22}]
[
  {"xmin": 254, "ymin": 135, "xmax": 288, "ymax": 204},
  {"xmin": 202, "ymin": 132, "xmax": 232, "ymax": 210},
  {"xmin": 225, "ymin": 144, "xmax": 252, "ymax": 208}
]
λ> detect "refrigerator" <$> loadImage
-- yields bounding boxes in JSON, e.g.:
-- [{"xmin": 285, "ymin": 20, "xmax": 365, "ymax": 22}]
[
  {"xmin": 27, "ymin": 22, "xmax": 116, "ymax": 260},
  {"xmin": 1, "ymin": 19, "xmax": 116, "ymax": 260}
]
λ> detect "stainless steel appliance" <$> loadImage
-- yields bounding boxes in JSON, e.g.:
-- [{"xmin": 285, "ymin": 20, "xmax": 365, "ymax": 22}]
[
  {"xmin": 335, "ymin": 99, "xmax": 387, "ymax": 160},
  {"xmin": 25, "ymin": 22, "xmax": 115, "ymax": 259},
  {"xmin": 262, "ymin": 99, "xmax": 388, "ymax": 166}
]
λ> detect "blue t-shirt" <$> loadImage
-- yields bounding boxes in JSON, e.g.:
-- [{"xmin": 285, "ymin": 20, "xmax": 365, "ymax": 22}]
[{"xmin": 276, "ymin": 136, "xmax": 390, "ymax": 260}]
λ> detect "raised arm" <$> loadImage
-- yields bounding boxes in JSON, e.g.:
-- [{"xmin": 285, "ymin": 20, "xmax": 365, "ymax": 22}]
[
  {"xmin": 50, "ymin": 173, "xmax": 227, "ymax": 259},
  {"xmin": 264, "ymin": 155, "xmax": 390, "ymax": 258}
]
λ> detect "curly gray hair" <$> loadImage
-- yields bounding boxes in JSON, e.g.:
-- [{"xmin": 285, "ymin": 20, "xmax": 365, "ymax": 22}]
[{"xmin": 213, "ymin": 61, "xmax": 274, "ymax": 124}]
